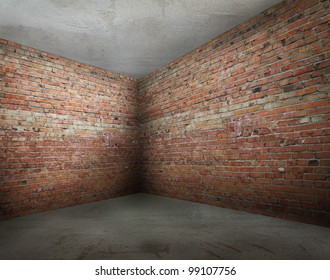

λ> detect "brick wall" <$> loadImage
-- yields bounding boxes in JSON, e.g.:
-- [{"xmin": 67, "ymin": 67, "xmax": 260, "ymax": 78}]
[
  {"xmin": 138, "ymin": 0, "xmax": 330, "ymax": 226},
  {"xmin": 0, "ymin": 39, "xmax": 140, "ymax": 219},
  {"xmin": 1, "ymin": 0, "xmax": 329, "ymax": 226}
]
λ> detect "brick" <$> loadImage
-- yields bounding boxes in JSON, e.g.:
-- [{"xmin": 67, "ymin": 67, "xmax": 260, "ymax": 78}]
[
  {"xmin": 138, "ymin": 0, "xmax": 330, "ymax": 227},
  {"xmin": 1, "ymin": 0, "xmax": 329, "ymax": 228},
  {"xmin": 0, "ymin": 39, "xmax": 140, "ymax": 220}
]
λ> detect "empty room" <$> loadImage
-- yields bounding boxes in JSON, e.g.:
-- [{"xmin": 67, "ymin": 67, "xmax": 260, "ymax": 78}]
[{"xmin": 1, "ymin": 0, "xmax": 330, "ymax": 269}]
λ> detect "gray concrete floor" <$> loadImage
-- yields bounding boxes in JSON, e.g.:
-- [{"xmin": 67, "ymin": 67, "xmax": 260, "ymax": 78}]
[{"xmin": 0, "ymin": 193, "xmax": 329, "ymax": 260}]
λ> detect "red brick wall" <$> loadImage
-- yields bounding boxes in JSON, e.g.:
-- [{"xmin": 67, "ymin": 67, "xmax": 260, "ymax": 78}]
[
  {"xmin": 138, "ymin": 0, "xmax": 330, "ymax": 226},
  {"xmin": 0, "ymin": 39, "xmax": 140, "ymax": 219},
  {"xmin": 1, "ymin": 0, "xmax": 329, "ymax": 226}
]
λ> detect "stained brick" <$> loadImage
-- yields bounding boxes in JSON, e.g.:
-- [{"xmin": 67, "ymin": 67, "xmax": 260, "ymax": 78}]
[
  {"xmin": 0, "ymin": 40, "xmax": 140, "ymax": 220},
  {"xmin": 1, "ymin": 0, "xmax": 329, "ymax": 227},
  {"xmin": 138, "ymin": 0, "xmax": 330, "ymax": 227}
]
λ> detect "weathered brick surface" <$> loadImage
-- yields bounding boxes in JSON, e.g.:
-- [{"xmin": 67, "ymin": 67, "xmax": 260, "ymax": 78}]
[
  {"xmin": 138, "ymin": 0, "xmax": 330, "ymax": 226},
  {"xmin": 1, "ymin": 0, "xmax": 329, "ymax": 227},
  {"xmin": 0, "ymin": 40, "xmax": 140, "ymax": 219}
]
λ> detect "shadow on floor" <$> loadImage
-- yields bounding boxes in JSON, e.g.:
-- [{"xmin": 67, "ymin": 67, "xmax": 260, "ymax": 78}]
[{"xmin": 0, "ymin": 193, "xmax": 329, "ymax": 259}]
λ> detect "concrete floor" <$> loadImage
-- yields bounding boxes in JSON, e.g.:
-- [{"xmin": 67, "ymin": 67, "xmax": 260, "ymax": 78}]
[{"xmin": 0, "ymin": 193, "xmax": 329, "ymax": 260}]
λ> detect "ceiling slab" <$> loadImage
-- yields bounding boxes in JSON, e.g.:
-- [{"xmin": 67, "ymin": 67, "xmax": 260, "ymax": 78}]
[{"xmin": 0, "ymin": 0, "xmax": 282, "ymax": 78}]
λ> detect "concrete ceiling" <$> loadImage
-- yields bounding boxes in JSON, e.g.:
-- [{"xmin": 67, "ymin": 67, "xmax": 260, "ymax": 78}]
[{"xmin": 0, "ymin": 0, "xmax": 282, "ymax": 78}]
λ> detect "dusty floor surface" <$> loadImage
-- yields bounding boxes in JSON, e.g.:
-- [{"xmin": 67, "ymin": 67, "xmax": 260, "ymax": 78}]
[{"xmin": 0, "ymin": 193, "xmax": 329, "ymax": 259}]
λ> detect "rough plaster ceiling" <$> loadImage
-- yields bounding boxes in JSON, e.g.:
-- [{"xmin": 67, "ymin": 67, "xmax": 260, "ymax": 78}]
[{"xmin": 0, "ymin": 0, "xmax": 282, "ymax": 78}]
